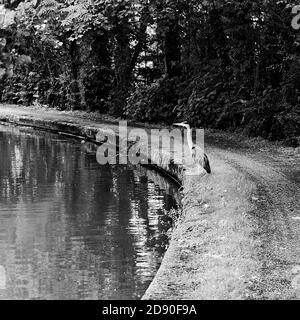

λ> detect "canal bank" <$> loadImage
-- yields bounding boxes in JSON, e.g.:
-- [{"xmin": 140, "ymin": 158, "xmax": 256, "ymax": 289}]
[{"xmin": 0, "ymin": 104, "xmax": 299, "ymax": 300}]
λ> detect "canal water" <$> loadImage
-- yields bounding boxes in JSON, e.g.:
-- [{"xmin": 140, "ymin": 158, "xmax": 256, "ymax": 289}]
[{"xmin": 0, "ymin": 124, "xmax": 179, "ymax": 300}]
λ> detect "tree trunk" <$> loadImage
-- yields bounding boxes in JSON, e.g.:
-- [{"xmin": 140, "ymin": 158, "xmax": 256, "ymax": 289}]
[
  {"xmin": 68, "ymin": 41, "xmax": 81, "ymax": 109},
  {"xmin": 164, "ymin": 16, "xmax": 181, "ymax": 78}
]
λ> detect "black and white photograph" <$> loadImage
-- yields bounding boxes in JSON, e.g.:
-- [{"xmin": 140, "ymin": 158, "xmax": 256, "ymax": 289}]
[{"xmin": 0, "ymin": 0, "xmax": 299, "ymax": 309}]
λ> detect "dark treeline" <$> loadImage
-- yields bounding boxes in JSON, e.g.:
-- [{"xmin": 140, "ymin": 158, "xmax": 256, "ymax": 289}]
[{"xmin": 0, "ymin": 0, "xmax": 300, "ymax": 145}]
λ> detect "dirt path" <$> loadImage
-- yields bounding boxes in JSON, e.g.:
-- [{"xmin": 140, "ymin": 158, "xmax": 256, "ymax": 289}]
[
  {"xmin": 144, "ymin": 139, "xmax": 300, "ymax": 300},
  {"xmin": 0, "ymin": 104, "xmax": 299, "ymax": 299},
  {"xmin": 209, "ymin": 141, "xmax": 300, "ymax": 299}
]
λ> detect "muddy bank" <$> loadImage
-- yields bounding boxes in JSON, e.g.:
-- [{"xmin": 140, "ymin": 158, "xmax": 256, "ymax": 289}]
[{"xmin": 0, "ymin": 104, "xmax": 300, "ymax": 300}]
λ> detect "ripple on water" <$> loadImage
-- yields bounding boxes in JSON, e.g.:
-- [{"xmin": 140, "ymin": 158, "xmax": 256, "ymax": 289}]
[{"xmin": 0, "ymin": 125, "xmax": 178, "ymax": 300}]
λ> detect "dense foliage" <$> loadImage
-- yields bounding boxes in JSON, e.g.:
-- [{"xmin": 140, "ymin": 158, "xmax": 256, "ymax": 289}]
[{"xmin": 0, "ymin": 0, "xmax": 299, "ymax": 145}]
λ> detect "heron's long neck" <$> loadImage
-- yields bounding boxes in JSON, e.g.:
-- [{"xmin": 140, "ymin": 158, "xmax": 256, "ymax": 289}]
[{"xmin": 186, "ymin": 126, "xmax": 193, "ymax": 150}]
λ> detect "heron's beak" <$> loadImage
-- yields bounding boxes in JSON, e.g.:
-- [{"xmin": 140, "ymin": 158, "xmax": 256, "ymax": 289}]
[{"xmin": 173, "ymin": 123, "xmax": 183, "ymax": 127}]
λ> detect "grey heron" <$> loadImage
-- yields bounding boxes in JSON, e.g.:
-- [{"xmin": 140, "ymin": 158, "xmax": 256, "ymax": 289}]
[{"xmin": 174, "ymin": 122, "xmax": 211, "ymax": 174}]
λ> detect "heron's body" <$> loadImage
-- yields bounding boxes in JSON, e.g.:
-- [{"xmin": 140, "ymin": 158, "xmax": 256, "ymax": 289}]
[{"xmin": 174, "ymin": 122, "xmax": 211, "ymax": 174}]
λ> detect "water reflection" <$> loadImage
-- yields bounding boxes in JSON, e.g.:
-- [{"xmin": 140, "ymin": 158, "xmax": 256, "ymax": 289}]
[{"xmin": 0, "ymin": 124, "xmax": 178, "ymax": 300}]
